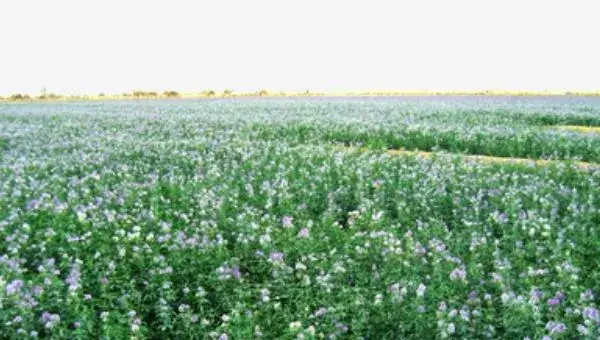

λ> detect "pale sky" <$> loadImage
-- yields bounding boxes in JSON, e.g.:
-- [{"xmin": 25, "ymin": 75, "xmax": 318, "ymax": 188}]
[{"xmin": 1, "ymin": 0, "xmax": 599, "ymax": 95}]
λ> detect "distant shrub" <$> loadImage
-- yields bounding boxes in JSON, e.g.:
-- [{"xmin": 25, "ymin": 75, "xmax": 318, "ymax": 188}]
[
  {"xmin": 163, "ymin": 90, "xmax": 180, "ymax": 98},
  {"xmin": 223, "ymin": 89, "xmax": 233, "ymax": 96},
  {"xmin": 202, "ymin": 89, "xmax": 216, "ymax": 97},
  {"xmin": 257, "ymin": 89, "xmax": 268, "ymax": 96},
  {"xmin": 133, "ymin": 91, "xmax": 158, "ymax": 98},
  {"xmin": 36, "ymin": 93, "xmax": 61, "ymax": 100},
  {"xmin": 9, "ymin": 93, "xmax": 30, "ymax": 101},
  {"xmin": 122, "ymin": 93, "xmax": 130, "ymax": 97},
  {"xmin": 98, "ymin": 93, "xmax": 105, "ymax": 97}
]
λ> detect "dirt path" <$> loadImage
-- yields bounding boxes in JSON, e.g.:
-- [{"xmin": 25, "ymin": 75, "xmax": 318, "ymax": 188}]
[{"xmin": 341, "ymin": 146, "xmax": 598, "ymax": 171}]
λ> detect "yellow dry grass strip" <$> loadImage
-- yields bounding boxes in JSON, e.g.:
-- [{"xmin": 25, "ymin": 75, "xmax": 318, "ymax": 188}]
[
  {"xmin": 550, "ymin": 125, "xmax": 600, "ymax": 134},
  {"xmin": 4, "ymin": 91, "xmax": 600, "ymax": 103},
  {"xmin": 339, "ymin": 146, "xmax": 598, "ymax": 171}
]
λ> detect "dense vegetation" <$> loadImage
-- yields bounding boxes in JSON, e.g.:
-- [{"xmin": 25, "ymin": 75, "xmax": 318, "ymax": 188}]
[{"xmin": 1, "ymin": 97, "xmax": 600, "ymax": 339}]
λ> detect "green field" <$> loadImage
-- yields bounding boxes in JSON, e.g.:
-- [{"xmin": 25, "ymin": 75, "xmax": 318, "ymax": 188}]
[{"xmin": 1, "ymin": 97, "xmax": 600, "ymax": 339}]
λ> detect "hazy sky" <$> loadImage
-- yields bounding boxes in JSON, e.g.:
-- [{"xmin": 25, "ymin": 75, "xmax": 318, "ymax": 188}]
[{"xmin": 1, "ymin": 0, "xmax": 599, "ymax": 95}]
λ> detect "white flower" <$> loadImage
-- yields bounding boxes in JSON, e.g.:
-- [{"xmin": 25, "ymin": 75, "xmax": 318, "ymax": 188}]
[
  {"xmin": 295, "ymin": 263, "xmax": 307, "ymax": 271},
  {"xmin": 447, "ymin": 323, "xmax": 456, "ymax": 334},
  {"xmin": 374, "ymin": 293, "xmax": 383, "ymax": 305},
  {"xmin": 372, "ymin": 211, "xmax": 384, "ymax": 221},
  {"xmin": 416, "ymin": 283, "xmax": 427, "ymax": 297}
]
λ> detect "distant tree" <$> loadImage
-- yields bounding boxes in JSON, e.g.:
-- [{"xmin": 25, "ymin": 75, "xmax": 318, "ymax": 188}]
[
  {"xmin": 37, "ymin": 87, "xmax": 48, "ymax": 100},
  {"xmin": 222, "ymin": 89, "xmax": 233, "ymax": 97},
  {"xmin": 98, "ymin": 93, "xmax": 106, "ymax": 97},
  {"xmin": 163, "ymin": 90, "xmax": 180, "ymax": 98},
  {"xmin": 257, "ymin": 89, "xmax": 268, "ymax": 96}
]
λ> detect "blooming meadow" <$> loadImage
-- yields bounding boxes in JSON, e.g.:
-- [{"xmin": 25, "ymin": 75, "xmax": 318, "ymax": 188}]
[{"xmin": 1, "ymin": 97, "xmax": 600, "ymax": 339}]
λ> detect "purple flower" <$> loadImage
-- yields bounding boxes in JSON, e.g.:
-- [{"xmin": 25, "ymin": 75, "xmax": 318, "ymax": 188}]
[
  {"xmin": 450, "ymin": 268, "xmax": 467, "ymax": 281},
  {"xmin": 6, "ymin": 279, "xmax": 24, "ymax": 295},
  {"xmin": 27, "ymin": 199, "xmax": 41, "ymax": 211},
  {"xmin": 583, "ymin": 307, "xmax": 600, "ymax": 321},
  {"xmin": 219, "ymin": 333, "xmax": 229, "ymax": 340},
  {"xmin": 65, "ymin": 264, "xmax": 81, "ymax": 291},
  {"xmin": 41, "ymin": 312, "xmax": 52, "ymax": 323},
  {"xmin": 530, "ymin": 288, "xmax": 543, "ymax": 302},
  {"xmin": 467, "ymin": 291, "xmax": 479, "ymax": 304},
  {"xmin": 547, "ymin": 291, "xmax": 565, "ymax": 306},
  {"xmin": 497, "ymin": 212, "xmax": 508, "ymax": 223},
  {"xmin": 547, "ymin": 297, "xmax": 561, "ymax": 306},
  {"xmin": 577, "ymin": 324, "xmax": 589, "ymax": 335},
  {"xmin": 315, "ymin": 307, "xmax": 327, "ymax": 317},
  {"xmin": 490, "ymin": 273, "xmax": 503, "ymax": 283},
  {"xmin": 131, "ymin": 317, "xmax": 141, "ymax": 332},
  {"xmin": 269, "ymin": 251, "xmax": 284, "ymax": 262},
  {"xmin": 282, "ymin": 216, "xmax": 293, "ymax": 228},
  {"xmin": 413, "ymin": 242, "xmax": 427, "ymax": 255},
  {"xmin": 297, "ymin": 228, "xmax": 310, "ymax": 238},
  {"xmin": 580, "ymin": 289, "xmax": 594, "ymax": 301},
  {"xmin": 231, "ymin": 266, "xmax": 241, "ymax": 279},
  {"xmin": 217, "ymin": 265, "xmax": 241, "ymax": 280},
  {"xmin": 40, "ymin": 312, "xmax": 60, "ymax": 329},
  {"xmin": 334, "ymin": 320, "xmax": 348, "ymax": 333},
  {"xmin": 546, "ymin": 321, "xmax": 566, "ymax": 334}
]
